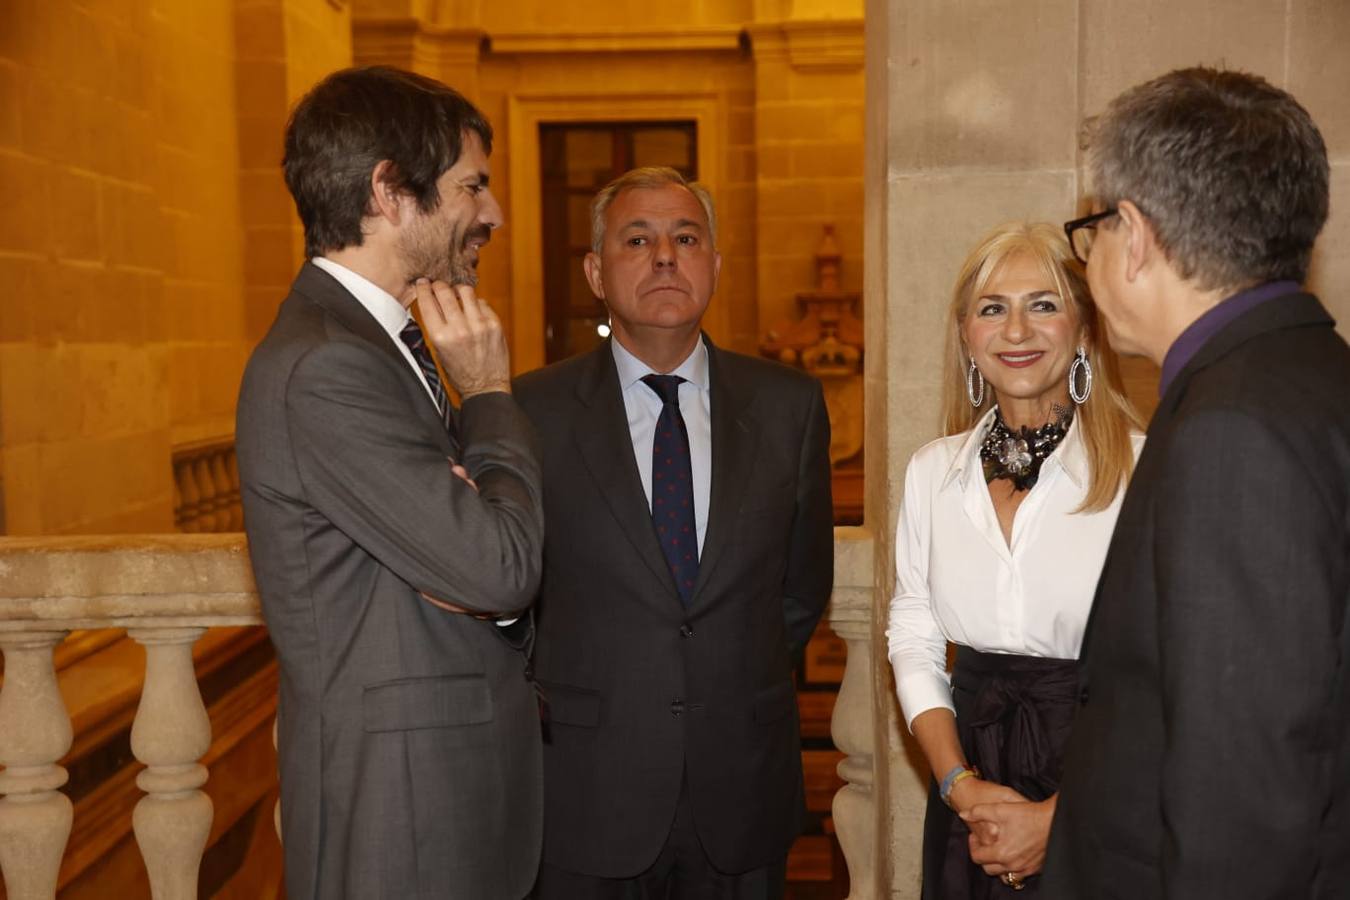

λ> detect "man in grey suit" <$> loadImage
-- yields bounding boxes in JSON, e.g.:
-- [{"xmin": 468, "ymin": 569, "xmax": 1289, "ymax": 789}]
[
  {"xmin": 516, "ymin": 167, "xmax": 835, "ymax": 898},
  {"xmin": 236, "ymin": 67, "xmax": 544, "ymax": 899},
  {"xmin": 1045, "ymin": 68, "xmax": 1350, "ymax": 899}
]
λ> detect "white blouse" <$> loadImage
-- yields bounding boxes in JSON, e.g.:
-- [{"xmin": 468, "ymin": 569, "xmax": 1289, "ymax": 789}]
[{"xmin": 886, "ymin": 408, "xmax": 1142, "ymax": 730}]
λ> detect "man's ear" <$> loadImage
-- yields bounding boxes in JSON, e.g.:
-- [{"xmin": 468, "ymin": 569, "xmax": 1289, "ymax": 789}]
[
  {"xmin": 368, "ymin": 160, "xmax": 408, "ymax": 227},
  {"xmin": 1117, "ymin": 199, "xmax": 1156, "ymax": 283},
  {"xmin": 712, "ymin": 251, "xmax": 722, "ymax": 294},
  {"xmin": 583, "ymin": 252, "xmax": 604, "ymax": 300}
]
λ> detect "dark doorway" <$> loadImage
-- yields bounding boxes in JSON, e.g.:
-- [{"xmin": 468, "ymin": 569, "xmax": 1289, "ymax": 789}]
[{"xmin": 539, "ymin": 121, "xmax": 697, "ymax": 363}]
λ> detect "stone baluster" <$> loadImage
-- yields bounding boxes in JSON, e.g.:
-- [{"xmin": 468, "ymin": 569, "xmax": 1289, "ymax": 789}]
[
  {"xmin": 828, "ymin": 530, "xmax": 876, "ymax": 899},
  {"xmin": 175, "ymin": 460, "xmax": 202, "ymax": 533},
  {"xmin": 223, "ymin": 449, "xmax": 243, "ymax": 531},
  {"xmin": 0, "ymin": 630, "xmax": 73, "ymax": 900},
  {"xmin": 128, "ymin": 627, "xmax": 213, "ymax": 900},
  {"xmin": 208, "ymin": 453, "xmax": 232, "ymax": 529},
  {"xmin": 171, "ymin": 440, "xmax": 243, "ymax": 533},
  {"xmin": 193, "ymin": 458, "xmax": 218, "ymax": 534}
]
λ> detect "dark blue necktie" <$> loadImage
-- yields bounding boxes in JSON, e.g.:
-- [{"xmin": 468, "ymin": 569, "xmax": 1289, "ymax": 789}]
[
  {"xmin": 642, "ymin": 374, "xmax": 699, "ymax": 605},
  {"xmin": 399, "ymin": 319, "xmax": 460, "ymax": 448}
]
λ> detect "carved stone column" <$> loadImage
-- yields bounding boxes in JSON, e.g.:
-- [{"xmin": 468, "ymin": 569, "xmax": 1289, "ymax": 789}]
[
  {"xmin": 0, "ymin": 630, "xmax": 73, "ymax": 900},
  {"xmin": 129, "ymin": 627, "xmax": 213, "ymax": 900},
  {"xmin": 828, "ymin": 530, "xmax": 876, "ymax": 899}
]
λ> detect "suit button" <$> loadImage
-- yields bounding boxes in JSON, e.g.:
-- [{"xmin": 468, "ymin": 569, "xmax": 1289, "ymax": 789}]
[
  {"xmin": 680, "ymin": 624, "xmax": 694, "ymax": 638},
  {"xmin": 670, "ymin": 699, "xmax": 685, "ymax": 716},
  {"xmin": 1079, "ymin": 687, "xmax": 1090, "ymax": 705}
]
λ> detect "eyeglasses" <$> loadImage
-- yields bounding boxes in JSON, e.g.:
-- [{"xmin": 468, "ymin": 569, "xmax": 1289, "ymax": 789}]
[{"xmin": 1063, "ymin": 208, "xmax": 1118, "ymax": 265}]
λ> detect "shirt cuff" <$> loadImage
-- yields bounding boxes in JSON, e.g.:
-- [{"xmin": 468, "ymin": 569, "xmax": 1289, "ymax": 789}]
[{"xmin": 894, "ymin": 666, "xmax": 955, "ymax": 733}]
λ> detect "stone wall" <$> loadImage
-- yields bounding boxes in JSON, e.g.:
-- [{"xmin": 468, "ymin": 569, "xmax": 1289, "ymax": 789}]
[
  {"xmin": 0, "ymin": 0, "xmax": 352, "ymax": 535},
  {"xmin": 750, "ymin": 20, "xmax": 865, "ymax": 350},
  {"xmin": 236, "ymin": 0, "xmax": 352, "ymax": 343},
  {"xmin": 1, "ymin": 1, "xmax": 864, "ymax": 533},
  {"xmin": 865, "ymin": 1, "xmax": 1350, "ymax": 896},
  {"xmin": 1, "ymin": 0, "xmax": 240, "ymax": 533}
]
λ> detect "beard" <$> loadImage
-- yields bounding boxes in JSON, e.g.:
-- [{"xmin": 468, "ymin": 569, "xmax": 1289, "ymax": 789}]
[{"xmin": 400, "ymin": 219, "xmax": 491, "ymax": 287}]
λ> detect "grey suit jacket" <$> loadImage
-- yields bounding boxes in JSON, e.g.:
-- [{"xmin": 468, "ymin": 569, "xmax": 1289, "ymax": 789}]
[
  {"xmin": 237, "ymin": 263, "xmax": 545, "ymax": 900},
  {"xmin": 514, "ymin": 337, "xmax": 834, "ymax": 878},
  {"xmin": 1044, "ymin": 290, "xmax": 1350, "ymax": 899}
]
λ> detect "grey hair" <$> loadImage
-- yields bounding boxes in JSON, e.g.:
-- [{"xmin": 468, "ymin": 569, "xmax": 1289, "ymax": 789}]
[
  {"xmin": 589, "ymin": 166, "xmax": 718, "ymax": 253},
  {"xmin": 1087, "ymin": 66, "xmax": 1329, "ymax": 292}
]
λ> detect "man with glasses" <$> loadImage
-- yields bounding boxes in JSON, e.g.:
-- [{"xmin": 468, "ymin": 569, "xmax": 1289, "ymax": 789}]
[{"xmin": 1044, "ymin": 68, "xmax": 1350, "ymax": 899}]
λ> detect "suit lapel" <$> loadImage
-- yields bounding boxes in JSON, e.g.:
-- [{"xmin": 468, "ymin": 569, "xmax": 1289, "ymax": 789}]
[
  {"xmin": 573, "ymin": 343, "xmax": 681, "ymax": 598},
  {"xmin": 293, "ymin": 262, "xmax": 457, "ymax": 456},
  {"xmin": 688, "ymin": 341, "xmax": 756, "ymax": 608}
]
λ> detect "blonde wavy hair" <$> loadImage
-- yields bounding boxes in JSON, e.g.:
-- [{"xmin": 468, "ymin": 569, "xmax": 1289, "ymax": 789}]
[{"xmin": 940, "ymin": 221, "xmax": 1143, "ymax": 512}]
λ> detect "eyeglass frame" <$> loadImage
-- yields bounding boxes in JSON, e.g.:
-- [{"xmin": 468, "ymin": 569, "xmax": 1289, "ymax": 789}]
[{"xmin": 1063, "ymin": 208, "xmax": 1118, "ymax": 265}]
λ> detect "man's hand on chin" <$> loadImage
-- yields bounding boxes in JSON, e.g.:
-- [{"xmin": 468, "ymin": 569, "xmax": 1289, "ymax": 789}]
[{"xmin": 413, "ymin": 278, "xmax": 511, "ymax": 398}]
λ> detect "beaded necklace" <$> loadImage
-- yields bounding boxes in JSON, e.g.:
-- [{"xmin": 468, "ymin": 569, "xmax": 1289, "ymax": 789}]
[{"xmin": 979, "ymin": 406, "xmax": 1072, "ymax": 492}]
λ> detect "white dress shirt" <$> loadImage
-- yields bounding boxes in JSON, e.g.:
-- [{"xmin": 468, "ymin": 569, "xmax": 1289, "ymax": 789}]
[
  {"xmin": 886, "ymin": 407, "xmax": 1144, "ymax": 730},
  {"xmin": 312, "ymin": 257, "xmax": 438, "ymax": 408},
  {"xmin": 611, "ymin": 337, "xmax": 712, "ymax": 556}
]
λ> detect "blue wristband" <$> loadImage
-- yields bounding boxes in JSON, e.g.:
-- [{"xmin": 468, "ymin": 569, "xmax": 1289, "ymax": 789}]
[{"xmin": 939, "ymin": 763, "xmax": 978, "ymax": 808}]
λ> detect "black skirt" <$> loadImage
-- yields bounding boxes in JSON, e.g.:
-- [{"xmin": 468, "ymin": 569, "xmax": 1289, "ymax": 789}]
[{"xmin": 920, "ymin": 646, "xmax": 1079, "ymax": 899}]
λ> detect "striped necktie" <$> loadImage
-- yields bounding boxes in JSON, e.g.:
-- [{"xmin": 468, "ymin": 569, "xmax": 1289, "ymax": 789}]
[
  {"xmin": 398, "ymin": 319, "xmax": 460, "ymax": 445},
  {"xmin": 642, "ymin": 374, "xmax": 699, "ymax": 604}
]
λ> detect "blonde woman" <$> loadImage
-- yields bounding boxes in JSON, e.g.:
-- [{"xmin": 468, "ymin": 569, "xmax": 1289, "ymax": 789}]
[{"xmin": 887, "ymin": 222, "xmax": 1143, "ymax": 896}]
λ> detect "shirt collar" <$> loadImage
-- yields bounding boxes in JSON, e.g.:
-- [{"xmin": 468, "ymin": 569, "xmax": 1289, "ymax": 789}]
[
  {"xmin": 611, "ymin": 335, "xmax": 710, "ymax": 393},
  {"xmin": 312, "ymin": 256, "xmax": 412, "ymax": 341},
  {"xmin": 941, "ymin": 405, "xmax": 1089, "ymax": 491},
  {"xmin": 1159, "ymin": 279, "xmax": 1299, "ymax": 396}
]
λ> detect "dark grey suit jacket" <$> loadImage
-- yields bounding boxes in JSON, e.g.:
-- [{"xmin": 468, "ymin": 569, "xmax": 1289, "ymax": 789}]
[
  {"xmin": 1044, "ymin": 290, "xmax": 1350, "ymax": 899},
  {"xmin": 236, "ymin": 263, "xmax": 545, "ymax": 900},
  {"xmin": 514, "ymin": 337, "xmax": 835, "ymax": 878}
]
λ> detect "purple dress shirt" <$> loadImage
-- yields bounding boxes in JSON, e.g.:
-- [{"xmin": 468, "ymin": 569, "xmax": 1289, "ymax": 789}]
[{"xmin": 1158, "ymin": 280, "xmax": 1301, "ymax": 397}]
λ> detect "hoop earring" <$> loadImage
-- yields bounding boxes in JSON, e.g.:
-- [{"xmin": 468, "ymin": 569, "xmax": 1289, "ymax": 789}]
[
  {"xmin": 1069, "ymin": 345, "xmax": 1093, "ymax": 404},
  {"xmin": 966, "ymin": 358, "xmax": 986, "ymax": 407}
]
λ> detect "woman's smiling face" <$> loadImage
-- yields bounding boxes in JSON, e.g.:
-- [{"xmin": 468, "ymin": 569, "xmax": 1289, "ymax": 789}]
[{"xmin": 962, "ymin": 252, "xmax": 1083, "ymax": 416}]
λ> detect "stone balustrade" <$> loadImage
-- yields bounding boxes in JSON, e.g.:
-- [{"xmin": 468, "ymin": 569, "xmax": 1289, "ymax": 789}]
[
  {"xmin": 172, "ymin": 439, "xmax": 243, "ymax": 534},
  {"xmin": 0, "ymin": 530, "xmax": 881, "ymax": 898},
  {"xmin": 0, "ymin": 535, "xmax": 260, "ymax": 900}
]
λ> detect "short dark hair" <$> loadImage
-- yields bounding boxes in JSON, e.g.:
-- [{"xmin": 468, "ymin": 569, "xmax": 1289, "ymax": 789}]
[
  {"xmin": 283, "ymin": 66, "xmax": 493, "ymax": 259},
  {"xmin": 1088, "ymin": 67, "xmax": 1329, "ymax": 291}
]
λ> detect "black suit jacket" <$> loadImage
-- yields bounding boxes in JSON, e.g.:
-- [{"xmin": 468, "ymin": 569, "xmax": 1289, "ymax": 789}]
[
  {"xmin": 237, "ymin": 263, "xmax": 545, "ymax": 899},
  {"xmin": 1043, "ymin": 290, "xmax": 1350, "ymax": 900},
  {"xmin": 514, "ymin": 337, "xmax": 834, "ymax": 877}
]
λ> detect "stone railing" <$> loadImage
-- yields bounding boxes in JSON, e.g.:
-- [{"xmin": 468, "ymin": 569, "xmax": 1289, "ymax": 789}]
[
  {"xmin": 0, "ymin": 530, "xmax": 881, "ymax": 898},
  {"xmin": 827, "ymin": 526, "xmax": 877, "ymax": 899},
  {"xmin": 172, "ymin": 439, "xmax": 242, "ymax": 534},
  {"xmin": 0, "ymin": 535, "xmax": 261, "ymax": 900}
]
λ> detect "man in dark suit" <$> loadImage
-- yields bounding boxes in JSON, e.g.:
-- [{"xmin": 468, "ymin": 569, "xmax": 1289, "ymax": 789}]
[
  {"xmin": 516, "ymin": 167, "xmax": 835, "ymax": 898},
  {"xmin": 236, "ymin": 67, "xmax": 544, "ymax": 899},
  {"xmin": 1045, "ymin": 67, "xmax": 1350, "ymax": 899}
]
